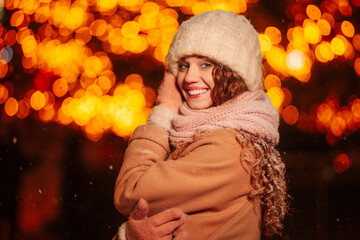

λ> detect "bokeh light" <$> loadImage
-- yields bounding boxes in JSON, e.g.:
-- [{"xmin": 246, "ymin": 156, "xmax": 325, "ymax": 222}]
[
  {"xmin": 333, "ymin": 153, "xmax": 351, "ymax": 174},
  {"xmin": 0, "ymin": 0, "xmax": 359, "ymax": 144}
]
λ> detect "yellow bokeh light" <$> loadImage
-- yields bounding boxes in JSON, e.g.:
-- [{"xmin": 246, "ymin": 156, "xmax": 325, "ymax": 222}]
[
  {"xmin": 306, "ymin": 4, "xmax": 321, "ymax": 20},
  {"xmin": 90, "ymin": 19, "xmax": 107, "ymax": 37},
  {"xmin": 52, "ymin": 5, "xmax": 69, "ymax": 26},
  {"xmin": 141, "ymin": 2, "xmax": 160, "ymax": 15},
  {"xmin": 122, "ymin": 35, "xmax": 148, "ymax": 53},
  {"xmin": 108, "ymin": 28, "xmax": 123, "ymax": 46},
  {"xmin": 264, "ymin": 74, "xmax": 281, "ymax": 91},
  {"xmin": 179, "ymin": 0, "xmax": 198, "ymax": 15},
  {"xmin": 153, "ymin": 46, "xmax": 165, "ymax": 63},
  {"xmin": 147, "ymin": 29, "xmax": 161, "ymax": 47},
  {"xmin": 30, "ymin": 90, "xmax": 46, "ymax": 110},
  {"xmin": 258, "ymin": 33, "xmax": 272, "ymax": 54},
  {"xmin": 192, "ymin": 2, "xmax": 212, "ymax": 15},
  {"xmin": 16, "ymin": 27, "xmax": 31, "ymax": 45},
  {"xmin": 121, "ymin": 21, "xmax": 140, "ymax": 38},
  {"xmin": 330, "ymin": 116, "xmax": 346, "ymax": 137},
  {"xmin": 86, "ymin": 84, "xmax": 103, "ymax": 97},
  {"xmin": 266, "ymin": 46, "xmax": 287, "ymax": 74},
  {"xmin": 84, "ymin": 56, "xmax": 103, "ymax": 78},
  {"xmin": 303, "ymin": 21, "xmax": 321, "ymax": 44},
  {"xmin": 227, "ymin": 0, "xmax": 247, "ymax": 14},
  {"xmin": 331, "ymin": 35, "xmax": 346, "ymax": 55},
  {"xmin": 96, "ymin": 0, "xmax": 118, "ymax": 11},
  {"xmin": 125, "ymin": 73, "xmax": 143, "ymax": 90},
  {"xmin": 65, "ymin": 7, "xmax": 85, "ymax": 30},
  {"xmin": 138, "ymin": 14, "xmax": 158, "ymax": 31},
  {"xmin": 266, "ymin": 87, "xmax": 284, "ymax": 109},
  {"xmin": 39, "ymin": 107, "xmax": 55, "ymax": 123},
  {"xmin": 265, "ymin": 26, "xmax": 282, "ymax": 45},
  {"xmin": 286, "ymin": 50, "xmax": 306, "ymax": 71},
  {"xmin": 57, "ymin": 106, "xmax": 73, "ymax": 125},
  {"xmin": 118, "ymin": 0, "xmax": 143, "ymax": 8},
  {"xmin": 317, "ymin": 19, "xmax": 331, "ymax": 36},
  {"xmin": 315, "ymin": 41, "xmax": 334, "ymax": 63},
  {"xmin": 53, "ymin": 78, "xmax": 69, "ymax": 97},
  {"xmin": 4, "ymin": 97, "xmax": 19, "ymax": 117},
  {"xmin": 144, "ymin": 87, "xmax": 156, "ymax": 107},
  {"xmin": 159, "ymin": 8, "xmax": 178, "ymax": 20},
  {"xmin": 97, "ymin": 75, "xmax": 111, "ymax": 94},
  {"xmin": 43, "ymin": 91, "xmax": 55, "ymax": 110},
  {"xmin": 166, "ymin": 0, "xmax": 186, "ymax": 7},
  {"xmin": 34, "ymin": 4, "xmax": 50, "ymax": 23},
  {"xmin": 113, "ymin": 84, "xmax": 130, "ymax": 97},
  {"xmin": 341, "ymin": 20, "xmax": 355, "ymax": 38},
  {"xmin": 75, "ymin": 27, "xmax": 92, "ymax": 44},
  {"xmin": 321, "ymin": 13, "xmax": 335, "ymax": 28},
  {"xmin": 125, "ymin": 89, "xmax": 146, "ymax": 111},
  {"xmin": 21, "ymin": 35, "xmax": 37, "ymax": 57},
  {"xmin": 10, "ymin": 10, "xmax": 25, "ymax": 27},
  {"xmin": 209, "ymin": 0, "xmax": 228, "ymax": 11}
]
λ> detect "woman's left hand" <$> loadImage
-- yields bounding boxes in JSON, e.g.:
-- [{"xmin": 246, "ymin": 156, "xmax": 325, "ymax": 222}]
[
  {"xmin": 126, "ymin": 198, "xmax": 188, "ymax": 240},
  {"xmin": 155, "ymin": 71, "xmax": 182, "ymax": 114}
]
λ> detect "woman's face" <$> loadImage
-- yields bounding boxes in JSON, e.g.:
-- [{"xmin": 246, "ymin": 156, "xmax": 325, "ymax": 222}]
[{"xmin": 176, "ymin": 56, "xmax": 215, "ymax": 110}]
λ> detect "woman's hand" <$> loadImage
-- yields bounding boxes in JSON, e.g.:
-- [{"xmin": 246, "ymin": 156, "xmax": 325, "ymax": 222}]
[
  {"xmin": 156, "ymin": 71, "xmax": 182, "ymax": 114},
  {"xmin": 147, "ymin": 71, "xmax": 182, "ymax": 131},
  {"xmin": 126, "ymin": 198, "xmax": 188, "ymax": 240}
]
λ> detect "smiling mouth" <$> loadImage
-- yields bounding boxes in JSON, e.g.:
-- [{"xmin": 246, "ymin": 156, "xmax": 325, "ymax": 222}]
[{"xmin": 187, "ymin": 89, "xmax": 208, "ymax": 96}]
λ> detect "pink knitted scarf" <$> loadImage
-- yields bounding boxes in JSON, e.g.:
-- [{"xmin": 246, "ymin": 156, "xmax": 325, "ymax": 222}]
[{"xmin": 169, "ymin": 90, "xmax": 279, "ymax": 146}]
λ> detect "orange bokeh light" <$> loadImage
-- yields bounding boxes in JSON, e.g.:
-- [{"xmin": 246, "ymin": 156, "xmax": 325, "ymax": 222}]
[
  {"xmin": 333, "ymin": 153, "xmax": 351, "ymax": 174},
  {"xmin": 4, "ymin": 97, "xmax": 19, "ymax": 116},
  {"xmin": 283, "ymin": 105, "xmax": 299, "ymax": 125}
]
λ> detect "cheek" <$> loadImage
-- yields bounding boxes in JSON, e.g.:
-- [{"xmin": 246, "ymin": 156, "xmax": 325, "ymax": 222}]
[{"xmin": 207, "ymin": 73, "xmax": 215, "ymax": 89}]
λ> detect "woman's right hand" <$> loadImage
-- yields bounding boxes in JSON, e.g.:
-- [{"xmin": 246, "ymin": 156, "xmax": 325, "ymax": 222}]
[{"xmin": 126, "ymin": 198, "xmax": 188, "ymax": 240}]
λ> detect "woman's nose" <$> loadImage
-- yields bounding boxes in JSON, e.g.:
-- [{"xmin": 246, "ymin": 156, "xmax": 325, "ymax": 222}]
[{"xmin": 184, "ymin": 65, "xmax": 199, "ymax": 84}]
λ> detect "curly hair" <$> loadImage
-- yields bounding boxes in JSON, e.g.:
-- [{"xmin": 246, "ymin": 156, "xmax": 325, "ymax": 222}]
[
  {"xmin": 237, "ymin": 132, "xmax": 288, "ymax": 237},
  {"xmin": 211, "ymin": 63, "xmax": 248, "ymax": 105},
  {"xmin": 211, "ymin": 61, "xmax": 289, "ymax": 237}
]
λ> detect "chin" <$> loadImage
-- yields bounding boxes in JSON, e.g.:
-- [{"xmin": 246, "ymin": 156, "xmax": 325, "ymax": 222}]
[{"xmin": 188, "ymin": 102, "xmax": 213, "ymax": 110}]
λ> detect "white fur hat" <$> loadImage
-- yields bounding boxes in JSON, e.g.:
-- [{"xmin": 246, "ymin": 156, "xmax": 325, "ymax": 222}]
[{"xmin": 166, "ymin": 10, "xmax": 263, "ymax": 91}]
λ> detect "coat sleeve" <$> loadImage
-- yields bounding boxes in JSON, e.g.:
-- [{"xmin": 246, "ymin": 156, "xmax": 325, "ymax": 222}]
[{"xmin": 114, "ymin": 126, "xmax": 252, "ymax": 217}]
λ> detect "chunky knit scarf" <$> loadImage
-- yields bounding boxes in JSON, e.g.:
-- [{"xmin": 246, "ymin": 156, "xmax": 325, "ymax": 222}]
[{"xmin": 169, "ymin": 90, "xmax": 279, "ymax": 147}]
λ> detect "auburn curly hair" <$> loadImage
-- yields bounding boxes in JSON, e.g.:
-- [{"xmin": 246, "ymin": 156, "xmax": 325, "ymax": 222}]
[
  {"xmin": 211, "ymin": 62, "xmax": 248, "ymax": 105},
  {"xmin": 211, "ymin": 60, "xmax": 289, "ymax": 237}
]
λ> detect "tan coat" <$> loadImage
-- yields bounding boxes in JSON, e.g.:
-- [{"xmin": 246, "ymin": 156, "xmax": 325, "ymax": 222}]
[{"xmin": 114, "ymin": 125, "xmax": 261, "ymax": 240}]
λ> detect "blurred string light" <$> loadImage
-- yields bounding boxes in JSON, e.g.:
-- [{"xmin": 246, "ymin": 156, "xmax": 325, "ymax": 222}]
[
  {"xmin": 261, "ymin": 0, "xmax": 360, "ymax": 150},
  {"xmin": 0, "ymin": 0, "xmax": 359, "ymax": 146},
  {"xmin": 0, "ymin": 0, "xmax": 258, "ymax": 141}
]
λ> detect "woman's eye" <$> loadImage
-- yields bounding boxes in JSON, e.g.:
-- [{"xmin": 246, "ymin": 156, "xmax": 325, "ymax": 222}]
[
  {"xmin": 178, "ymin": 63, "xmax": 188, "ymax": 70},
  {"xmin": 201, "ymin": 62, "xmax": 212, "ymax": 68}
]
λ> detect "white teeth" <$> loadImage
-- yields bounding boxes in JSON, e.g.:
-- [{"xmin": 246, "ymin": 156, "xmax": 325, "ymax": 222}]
[{"xmin": 187, "ymin": 89, "xmax": 208, "ymax": 96}]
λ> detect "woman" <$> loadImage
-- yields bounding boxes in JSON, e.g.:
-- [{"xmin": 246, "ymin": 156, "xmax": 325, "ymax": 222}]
[{"xmin": 114, "ymin": 10, "xmax": 288, "ymax": 240}]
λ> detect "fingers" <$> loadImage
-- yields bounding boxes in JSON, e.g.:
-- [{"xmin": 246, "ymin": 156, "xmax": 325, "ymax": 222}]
[
  {"xmin": 150, "ymin": 208, "xmax": 186, "ymax": 226},
  {"xmin": 157, "ymin": 213, "xmax": 186, "ymax": 236},
  {"xmin": 130, "ymin": 198, "xmax": 149, "ymax": 220},
  {"xmin": 173, "ymin": 231, "xmax": 189, "ymax": 240}
]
